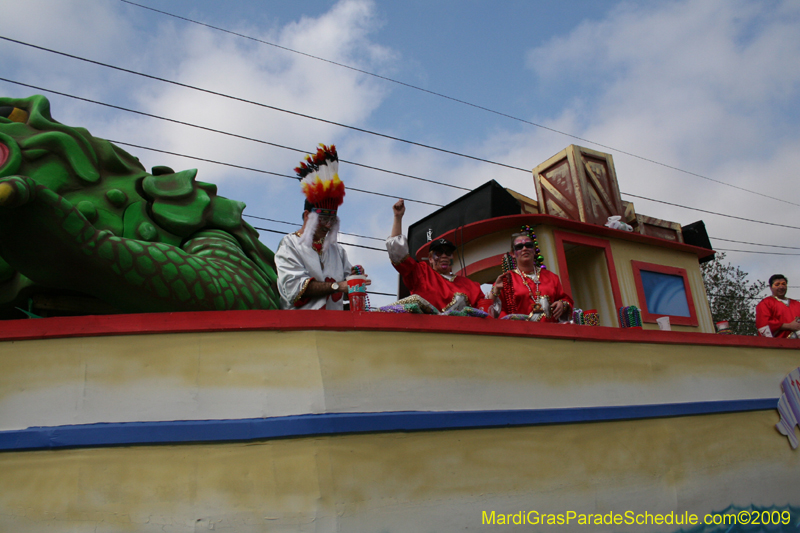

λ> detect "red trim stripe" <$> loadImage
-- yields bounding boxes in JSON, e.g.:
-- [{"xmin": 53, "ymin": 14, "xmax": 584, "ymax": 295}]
[{"xmin": 0, "ymin": 310, "xmax": 796, "ymax": 349}]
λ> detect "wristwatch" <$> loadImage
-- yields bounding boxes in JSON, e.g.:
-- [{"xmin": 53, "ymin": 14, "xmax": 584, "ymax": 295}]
[{"xmin": 331, "ymin": 282, "xmax": 340, "ymax": 292}]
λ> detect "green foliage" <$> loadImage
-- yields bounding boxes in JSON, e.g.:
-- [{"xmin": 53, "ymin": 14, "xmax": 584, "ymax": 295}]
[{"xmin": 701, "ymin": 252, "xmax": 766, "ymax": 336}]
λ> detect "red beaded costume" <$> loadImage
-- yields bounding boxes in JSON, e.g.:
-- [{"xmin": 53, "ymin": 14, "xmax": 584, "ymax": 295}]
[{"xmin": 499, "ymin": 268, "xmax": 573, "ymax": 322}]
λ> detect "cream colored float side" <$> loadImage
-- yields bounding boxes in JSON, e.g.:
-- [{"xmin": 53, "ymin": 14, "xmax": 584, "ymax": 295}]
[
  {"xmin": 0, "ymin": 311, "xmax": 797, "ymax": 532},
  {"xmin": 1, "ymin": 326, "xmax": 796, "ymax": 430}
]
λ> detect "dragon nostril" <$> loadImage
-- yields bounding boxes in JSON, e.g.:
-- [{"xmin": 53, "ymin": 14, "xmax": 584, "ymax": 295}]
[{"xmin": 0, "ymin": 143, "xmax": 8, "ymax": 168}]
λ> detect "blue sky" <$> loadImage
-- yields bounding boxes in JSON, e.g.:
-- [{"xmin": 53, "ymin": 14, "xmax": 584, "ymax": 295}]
[{"xmin": 1, "ymin": 0, "xmax": 799, "ymax": 307}]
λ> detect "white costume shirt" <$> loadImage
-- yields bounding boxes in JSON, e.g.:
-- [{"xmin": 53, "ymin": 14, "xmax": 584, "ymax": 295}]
[{"xmin": 275, "ymin": 232, "xmax": 352, "ymax": 310}]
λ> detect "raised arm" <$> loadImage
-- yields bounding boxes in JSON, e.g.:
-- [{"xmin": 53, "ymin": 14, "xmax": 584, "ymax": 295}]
[{"xmin": 390, "ymin": 199, "xmax": 405, "ymax": 238}]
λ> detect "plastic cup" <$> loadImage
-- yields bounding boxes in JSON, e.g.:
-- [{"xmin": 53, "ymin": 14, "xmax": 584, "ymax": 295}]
[
  {"xmin": 476, "ymin": 298, "xmax": 494, "ymax": 315},
  {"xmin": 349, "ymin": 293, "xmax": 366, "ymax": 312},
  {"xmin": 346, "ymin": 275, "xmax": 368, "ymax": 312},
  {"xmin": 656, "ymin": 316, "xmax": 671, "ymax": 331}
]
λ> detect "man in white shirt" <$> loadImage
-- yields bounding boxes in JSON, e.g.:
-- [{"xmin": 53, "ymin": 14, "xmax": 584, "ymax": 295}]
[
  {"xmin": 274, "ymin": 144, "xmax": 368, "ymax": 310},
  {"xmin": 275, "ymin": 200, "xmax": 352, "ymax": 310}
]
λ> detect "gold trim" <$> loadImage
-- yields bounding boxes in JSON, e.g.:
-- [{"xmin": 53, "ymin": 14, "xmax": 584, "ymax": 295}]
[
  {"xmin": 292, "ymin": 278, "xmax": 313, "ymax": 306},
  {"xmin": 441, "ymin": 292, "xmax": 467, "ymax": 313}
]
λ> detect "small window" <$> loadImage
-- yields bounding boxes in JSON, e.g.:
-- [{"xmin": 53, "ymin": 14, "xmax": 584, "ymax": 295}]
[
  {"xmin": 638, "ymin": 270, "xmax": 691, "ymax": 317},
  {"xmin": 631, "ymin": 261, "xmax": 698, "ymax": 326}
]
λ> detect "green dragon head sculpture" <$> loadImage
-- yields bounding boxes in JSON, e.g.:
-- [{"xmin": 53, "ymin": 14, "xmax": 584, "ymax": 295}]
[{"xmin": 0, "ymin": 94, "xmax": 278, "ymax": 317}]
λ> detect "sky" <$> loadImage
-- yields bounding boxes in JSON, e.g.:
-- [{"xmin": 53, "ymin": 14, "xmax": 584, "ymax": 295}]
[{"xmin": 1, "ymin": 0, "xmax": 799, "ymax": 308}]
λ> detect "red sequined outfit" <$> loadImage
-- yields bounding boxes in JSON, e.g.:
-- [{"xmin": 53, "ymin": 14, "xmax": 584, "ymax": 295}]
[{"xmin": 500, "ymin": 268, "xmax": 573, "ymax": 322}]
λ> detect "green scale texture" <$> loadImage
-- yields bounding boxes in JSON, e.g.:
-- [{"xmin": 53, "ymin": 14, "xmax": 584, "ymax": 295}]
[{"xmin": 0, "ymin": 95, "xmax": 278, "ymax": 316}]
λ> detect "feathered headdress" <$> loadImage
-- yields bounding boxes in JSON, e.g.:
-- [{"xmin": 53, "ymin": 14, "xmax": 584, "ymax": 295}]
[{"xmin": 295, "ymin": 144, "xmax": 345, "ymax": 213}]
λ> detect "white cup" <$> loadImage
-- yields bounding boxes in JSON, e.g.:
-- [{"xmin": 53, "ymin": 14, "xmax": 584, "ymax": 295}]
[{"xmin": 656, "ymin": 316, "xmax": 671, "ymax": 331}]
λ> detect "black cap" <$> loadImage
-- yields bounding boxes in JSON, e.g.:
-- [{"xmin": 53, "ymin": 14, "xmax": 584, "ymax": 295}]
[{"xmin": 429, "ymin": 238, "xmax": 456, "ymax": 253}]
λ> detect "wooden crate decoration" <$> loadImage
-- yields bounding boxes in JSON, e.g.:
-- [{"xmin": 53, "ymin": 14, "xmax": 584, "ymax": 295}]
[
  {"xmin": 533, "ymin": 145, "xmax": 625, "ymax": 226},
  {"xmin": 635, "ymin": 214, "xmax": 684, "ymax": 243}
]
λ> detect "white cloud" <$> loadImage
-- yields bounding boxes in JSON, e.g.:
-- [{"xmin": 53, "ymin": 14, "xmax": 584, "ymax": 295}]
[
  {"xmin": 516, "ymin": 0, "xmax": 800, "ymax": 287},
  {"xmin": 2, "ymin": 0, "xmax": 798, "ymax": 306}
]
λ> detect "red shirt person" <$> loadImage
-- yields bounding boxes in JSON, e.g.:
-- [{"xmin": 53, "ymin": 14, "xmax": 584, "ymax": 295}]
[
  {"xmin": 386, "ymin": 199, "xmax": 485, "ymax": 312},
  {"xmin": 489, "ymin": 229, "xmax": 573, "ymax": 322},
  {"xmin": 756, "ymin": 274, "xmax": 800, "ymax": 338}
]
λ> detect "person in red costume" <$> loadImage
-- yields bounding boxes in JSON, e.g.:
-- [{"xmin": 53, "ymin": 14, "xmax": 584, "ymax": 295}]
[
  {"xmin": 489, "ymin": 229, "xmax": 573, "ymax": 322},
  {"xmin": 756, "ymin": 274, "xmax": 800, "ymax": 338},
  {"xmin": 386, "ymin": 199, "xmax": 485, "ymax": 312}
]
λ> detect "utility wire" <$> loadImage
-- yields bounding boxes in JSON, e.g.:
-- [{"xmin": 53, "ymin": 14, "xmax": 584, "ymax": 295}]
[
  {"xmin": 115, "ymin": 1, "xmax": 800, "ymax": 209},
  {"xmin": 0, "ymin": 76, "xmax": 460, "ymax": 195},
  {"xmin": 108, "ymin": 140, "xmax": 444, "ymax": 208},
  {"xmin": 710, "ymin": 237, "xmax": 800, "ymax": 250},
  {"xmin": 0, "ymin": 36, "xmax": 525, "ymax": 175},
  {"xmin": 244, "ymin": 215, "xmax": 385, "ymax": 242},
  {"xmin": 715, "ymin": 248, "xmax": 800, "ymax": 256},
  {"xmin": 622, "ymin": 193, "xmax": 800, "ymax": 231},
  {"xmin": 2, "ymin": 77, "xmax": 797, "ymax": 232},
  {"xmin": 253, "ymin": 226, "xmax": 386, "ymax": 252},
  {"xmin": 119, "ymin": 139, "xmax": 800, "ymax": 235}
]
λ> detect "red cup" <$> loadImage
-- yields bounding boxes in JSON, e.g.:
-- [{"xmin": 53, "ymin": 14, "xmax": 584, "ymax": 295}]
[
  {"xmin": 476, "ymin": 298, "xmax": 494, "ymax": 315},
  {"xmin": 346, "ymin": 275, "xmax": 368, "ymax": 312},
  {"xmin": 349, "ymin": 293, "xmax": 366, "ymax": 312}
]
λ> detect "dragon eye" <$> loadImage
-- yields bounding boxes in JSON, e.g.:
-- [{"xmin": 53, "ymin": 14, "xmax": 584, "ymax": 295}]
[{"xmin": 0, "ymin": 106, "xmax": 29, "ymax": 123}]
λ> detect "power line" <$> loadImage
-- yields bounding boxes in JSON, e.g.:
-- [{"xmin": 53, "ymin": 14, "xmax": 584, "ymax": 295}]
[
  {"xmin": 253, "ymin": 226, "xmax": 386, "ymax": 253},
  {"xmin": 109, "ymin": 140, "xmax": 444, "ymax": 208},
  {"xmin": 710, "ymin": 237, "xmax": 800, "ymax": 250},
  {"xmin": 715, "ymin": 248, "xmax": 800, "ymax": 256},
  {"xmin": 0, "ymin": 76, "xmax": 461, "ymax": 195},
  {"xmin": 2, "ymin": 77, "xmax": 797, "ymax": 233},
  {"xmin": 116, "ymin": 144, "xmax": 800, "ymax": 240},
  {"xmin": 623, "ymin": 193, "xmax": 800, "ymax": 231},
  {"xmin": 115, "ymin": 2, "xmax": 800, "ymax": 209},
  {"xmin": 244, "ymin": 215, "xmax": 385, "ymax": 242},
  {"xmin": 0, "ymin": 36, "xmax": 525, "ymax": 175}
]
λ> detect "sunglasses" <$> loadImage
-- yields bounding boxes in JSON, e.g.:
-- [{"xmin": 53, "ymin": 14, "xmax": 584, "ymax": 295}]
[{"xmin": 513, "ymin": 242, "xmax": 535, "ymax": 251}]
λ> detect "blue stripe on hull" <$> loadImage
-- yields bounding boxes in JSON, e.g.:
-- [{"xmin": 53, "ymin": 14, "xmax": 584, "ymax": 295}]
[{"xmin": 0, "ymin": 398, "xmax": 778, "ymax": 452}]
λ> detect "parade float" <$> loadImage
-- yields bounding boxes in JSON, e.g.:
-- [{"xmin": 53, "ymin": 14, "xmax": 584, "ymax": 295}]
[{"xmin": 0, "ymin": 96, "xmax": 798, "ymax": 532}]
